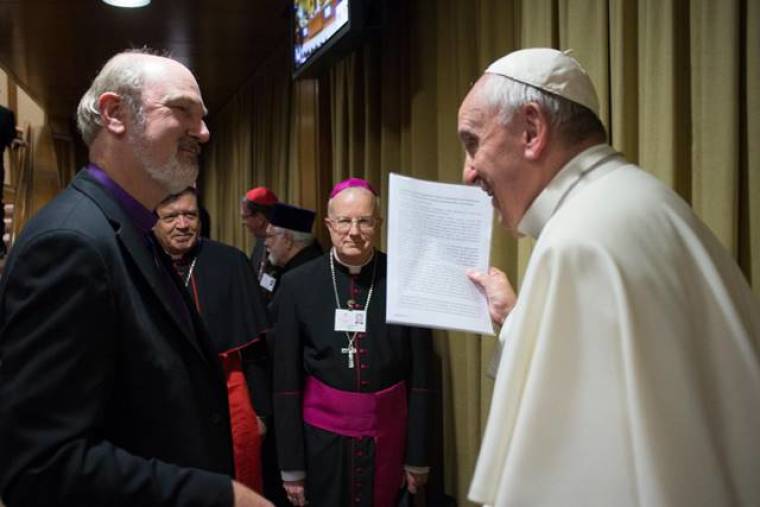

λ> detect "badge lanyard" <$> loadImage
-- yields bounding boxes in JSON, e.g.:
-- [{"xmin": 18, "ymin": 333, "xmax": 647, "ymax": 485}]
[{"xmin": 329, "ymin": 251, "xmax": 376, "ymax": 368}]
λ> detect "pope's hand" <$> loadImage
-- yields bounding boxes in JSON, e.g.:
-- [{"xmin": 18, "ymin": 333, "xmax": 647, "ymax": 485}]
[{"xmin": 467, "ymin": 267, "xmax": 516, "ymax": 326}]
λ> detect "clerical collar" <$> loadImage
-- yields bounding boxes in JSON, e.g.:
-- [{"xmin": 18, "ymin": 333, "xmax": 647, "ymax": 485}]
[
  {"xmin": 86, "ymin": 164, "xmax": 157, "ymax": 234},
  {"xmin": 517, "ymin": 144, "xmax": 621, "ymax": 238},
  {"xmin": 170, "ymin": 238, "xmax": 202, "ymax": 266},
  {"xmin": 331, "ymin": 247, "xmax": 375, "ymax": 275}
]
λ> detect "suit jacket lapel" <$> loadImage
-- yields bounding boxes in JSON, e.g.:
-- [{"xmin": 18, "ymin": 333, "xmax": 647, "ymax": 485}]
[{"xmin": 71, "ymin": 171, "xmax": 209, "ymax": 363}]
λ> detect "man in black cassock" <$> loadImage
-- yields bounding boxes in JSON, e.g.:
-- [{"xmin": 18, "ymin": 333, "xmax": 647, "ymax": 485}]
[
  {"xmin": 260, "ymin": 202, "xmax": 322, "ymax": 506},
  {"xmin": 154, "ymin": 187, "xmax": 272, "ymax": 496},
  {"xmin": 241, "ymin": 186, "xmax": 279, "ymax": 303},
  {"xmin": 263, "ymin": 203, "xmax": 323, "ymax": 297},
  {"xmin": 272, "ymin": 178, "xmax": 433, "ymax": 507}
]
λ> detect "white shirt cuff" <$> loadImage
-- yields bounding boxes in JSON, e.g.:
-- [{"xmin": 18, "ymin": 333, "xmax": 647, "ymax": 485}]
[
  {"xmin": 281, "ymin": 470, "xmax": 306, "ymax": 482},
  {"xmin": 404, "ymin": 465, "xmax": 430, "ymax": 474}
]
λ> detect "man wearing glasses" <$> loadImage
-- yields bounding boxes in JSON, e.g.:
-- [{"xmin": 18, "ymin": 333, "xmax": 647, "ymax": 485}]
[{"xmin": 271, "ymin": 178, "xmax": 433, "ymax": 507}]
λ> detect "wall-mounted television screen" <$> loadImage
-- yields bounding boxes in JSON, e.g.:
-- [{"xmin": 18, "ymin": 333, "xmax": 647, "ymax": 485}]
[{"xmin": 292, "ymin": 0, "xmax": 364, "ymax": 79}]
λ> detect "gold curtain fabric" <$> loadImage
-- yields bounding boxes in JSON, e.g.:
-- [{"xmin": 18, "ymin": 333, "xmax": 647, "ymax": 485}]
[
  {"xmin": 201, "ymin": 53, "xmax": 294, "ymax": 254},
  {"xmin": 201, "ymin": 1, "xmax": 760, "ymax": 504}
]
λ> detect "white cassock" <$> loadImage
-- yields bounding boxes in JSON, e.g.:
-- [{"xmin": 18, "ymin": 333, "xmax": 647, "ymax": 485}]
[{"xmin": 468, "ymin": 144, "xmax": 760, "ymax": 507}]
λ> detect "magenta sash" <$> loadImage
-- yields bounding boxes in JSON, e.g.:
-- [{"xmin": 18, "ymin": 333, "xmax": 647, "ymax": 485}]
[{"xmin": 303, "ymin": 376, "xmax": 407, "ymax": 507}]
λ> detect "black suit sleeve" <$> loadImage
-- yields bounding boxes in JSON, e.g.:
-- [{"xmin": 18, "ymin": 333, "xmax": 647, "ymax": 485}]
[{"xmin": 0, "ymin": 230, "xmax": 233, "ymax": 507}]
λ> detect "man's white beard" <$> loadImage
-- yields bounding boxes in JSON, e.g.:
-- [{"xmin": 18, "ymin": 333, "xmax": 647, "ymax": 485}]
[
  {"xmin": 145, "ymin": 155, "xmax": 198, "ymax": 195},
  {"xmin": 129, "ymin": 125, "xmax": 198, "ymax": 195},
  {"xmin": 268, "ymin": 251, "xmax": 281, "ymax": 267}
]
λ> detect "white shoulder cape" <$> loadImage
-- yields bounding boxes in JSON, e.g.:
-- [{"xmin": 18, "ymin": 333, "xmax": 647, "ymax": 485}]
[{"xmin": 469, "ymin": 152, "xmax": 760, "ymax": 506}]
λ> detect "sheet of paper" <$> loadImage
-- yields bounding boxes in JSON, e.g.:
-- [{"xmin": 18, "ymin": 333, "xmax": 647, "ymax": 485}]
[{"xmin": 386, "ymin": 173, "xmax": 495, "ymax": 335}]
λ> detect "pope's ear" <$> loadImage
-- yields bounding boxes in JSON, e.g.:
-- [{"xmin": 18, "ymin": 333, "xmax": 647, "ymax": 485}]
[
  {"xmin": 98, "ymin": 92, "xmax": 128, "ymax": 136},
  {"xmin": 521, "ymin": 102, "xmax": 549, "ymax": 161}
]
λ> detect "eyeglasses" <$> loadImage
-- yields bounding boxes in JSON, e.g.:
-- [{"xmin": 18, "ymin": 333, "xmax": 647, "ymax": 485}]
[
  {"xmin": 159, "ymin": 210, "xmax": 199, "ymax": 225},
  {"xmin": 328, "ymin": 216, "xmax": 378, "ymax": 233}
]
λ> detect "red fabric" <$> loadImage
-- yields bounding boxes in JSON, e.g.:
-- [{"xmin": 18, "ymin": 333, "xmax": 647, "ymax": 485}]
[
  {"xmin": 303, "ymin": 376, "xmax": 407, "ymax": 507},
  {"xmin": 220, "ymin": 351, "xmax": 262, "ymax": 492},
  {"xmin": 245, "ymin": 187, "xmax": 278, "ymax": 206}
]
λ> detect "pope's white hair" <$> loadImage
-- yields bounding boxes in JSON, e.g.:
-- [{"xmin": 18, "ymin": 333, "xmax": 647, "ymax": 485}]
[{"xmin": 476, "ymin": 73, "xmax": 607, "ymax": 144}]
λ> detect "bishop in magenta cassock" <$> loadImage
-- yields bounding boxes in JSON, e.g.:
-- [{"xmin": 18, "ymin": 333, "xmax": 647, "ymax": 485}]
[{"xmin": 272, "ymin": 179, "xmax": 434, "ymax": 507}]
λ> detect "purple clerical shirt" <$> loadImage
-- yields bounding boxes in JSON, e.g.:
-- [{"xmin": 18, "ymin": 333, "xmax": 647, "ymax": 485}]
[
  {"xmin": 86, "ymin": 164, "xmax": 194, "ymax": 334},
  {"xmin": 86, "ymin": 164, "xmax": 157, "ymax": 233}
]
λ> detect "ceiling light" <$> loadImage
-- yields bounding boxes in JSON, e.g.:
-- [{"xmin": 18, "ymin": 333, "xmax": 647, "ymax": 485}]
[{"xmin": 102, "ymin": 0, "xmax": 151, "ymax": 7}]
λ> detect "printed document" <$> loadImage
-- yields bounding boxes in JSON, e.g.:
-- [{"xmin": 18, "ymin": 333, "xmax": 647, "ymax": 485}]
[{"xmin": 386, "ymin": 173, "xmax": 494, "ymax": 335}]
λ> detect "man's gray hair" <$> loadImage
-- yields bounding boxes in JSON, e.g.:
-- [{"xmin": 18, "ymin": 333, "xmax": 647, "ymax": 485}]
[
  {"xmin": 270, "ymin": 225, "xmax": 314, "ymax": 246},
  {"xmin": 76, "ymin": 48, "xmax": 163, "ymax": 146},
  {"xmin": 478, "ymin": 73, "xmax": 607, "ymax": 145}
]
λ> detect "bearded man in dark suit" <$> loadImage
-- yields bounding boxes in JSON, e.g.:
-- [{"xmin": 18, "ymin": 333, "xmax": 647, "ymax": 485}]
[{"xmin": 0, "ymin": 50, "xmax": 271, "ymax": 507}]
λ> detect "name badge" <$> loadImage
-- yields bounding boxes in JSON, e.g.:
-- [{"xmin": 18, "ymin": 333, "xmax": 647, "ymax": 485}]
[
  {"xmin": 260, "ymin": 273, "xmax": 276, "ymax": 292},
  {"xmin": 335, "ymin": 309, "xmax": 367, "ymax": 333}
]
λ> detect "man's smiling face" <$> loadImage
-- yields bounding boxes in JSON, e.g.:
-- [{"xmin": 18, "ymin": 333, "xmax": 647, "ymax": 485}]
[
  {"xmin": 458, "ymin": 75, "xmax": 548, "ymax": 236},
  {"xmin": 154, "ymin": 190, "xmax": 200, "ymax": 259}
]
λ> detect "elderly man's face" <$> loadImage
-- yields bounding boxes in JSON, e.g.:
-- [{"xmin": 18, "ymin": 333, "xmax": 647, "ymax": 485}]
[
  {"xmin": 458, "ymin": 78, "xmax": 531, "ymax": 234},
  {"xmin": 326, "ymin": 188, "xmax": 380, "ymax": 265},
  {"xmin": 129, "ymin": 59, "xmax": 210, "ymax": 195},
  {"xmin": 264, "ymin": 225, "xmax": 291, "ymax": 267},
  {"xmin": 154, "ymin": 191, "xmax": 200, "ymax": 258}
]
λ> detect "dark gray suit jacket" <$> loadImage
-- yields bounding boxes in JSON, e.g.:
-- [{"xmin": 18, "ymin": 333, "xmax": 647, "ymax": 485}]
[{"xmin": 0, "ymin": 169, "xmax": 235, "ymax": 506}]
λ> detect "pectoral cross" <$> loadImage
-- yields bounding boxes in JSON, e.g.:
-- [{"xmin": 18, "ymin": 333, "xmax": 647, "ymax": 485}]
[{"xmin": 341, "ymin": 343, "xmax": 357, "ymax": 368}]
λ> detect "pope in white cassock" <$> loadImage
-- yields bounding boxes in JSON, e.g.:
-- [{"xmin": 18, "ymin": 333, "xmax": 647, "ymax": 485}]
[{"xmin": 459, "ymin": 48, "xmax": 760, "ymax": 506}]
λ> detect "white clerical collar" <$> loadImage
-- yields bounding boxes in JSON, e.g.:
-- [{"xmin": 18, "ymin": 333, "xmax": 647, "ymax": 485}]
[
  {"xmin": 517, "ymin": 144, "xmax": 620, "ymax": 238},
  {"xmin": 331, "ymin": 247, "xmax": 375, "ymax": 274}
]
